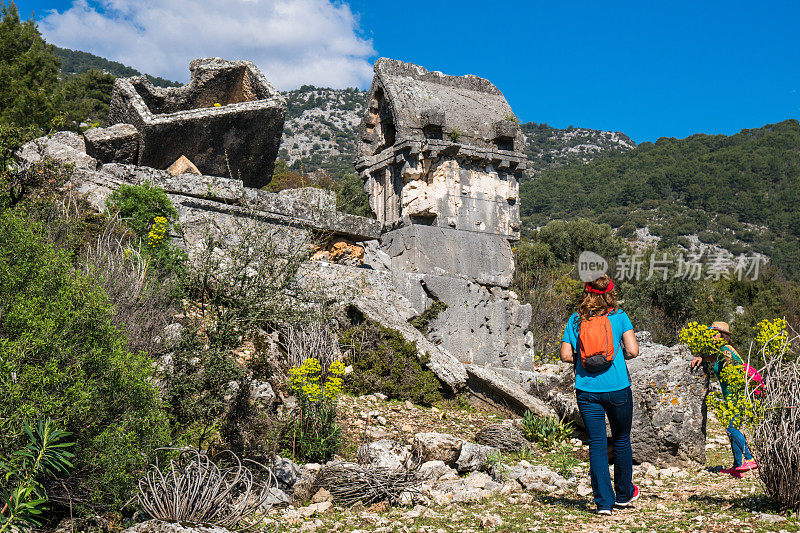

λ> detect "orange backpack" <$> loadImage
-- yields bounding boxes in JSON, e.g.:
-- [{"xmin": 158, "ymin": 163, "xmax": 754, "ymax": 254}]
[{"xmin": 578, "ymin": 313, "xmax": 615, "ymax": 372}]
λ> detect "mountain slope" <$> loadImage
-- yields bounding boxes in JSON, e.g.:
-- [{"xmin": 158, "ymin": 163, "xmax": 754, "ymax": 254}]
[
  {"xmin": 278, "ymin": 86, "xmax": 365, "ymax": 177},
  {"xmin": 520, "ymin": 119, "xmax": 800, "ymax": 278},
  {"xmin": 277, "ymin": 87, "xmax": 635, "ymax": 179},
  {"xmin": 53, "ymin": 46, "xmax": 181, "ymax": 87}
]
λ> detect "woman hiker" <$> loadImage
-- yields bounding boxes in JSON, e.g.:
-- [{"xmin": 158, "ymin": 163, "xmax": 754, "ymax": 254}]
[
  {"xmin": 689, "ymin": 321, "xmax": 758, "ymax": 476},
  {"xmin": 560, "ymin": 274, "xmax": 640, "ymax": 515}
]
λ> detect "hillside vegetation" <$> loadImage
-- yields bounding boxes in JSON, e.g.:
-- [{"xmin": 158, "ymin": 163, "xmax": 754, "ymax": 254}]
[
  {"xmin": 521, "ymin": 120, "xmax": 800, "ymax": 279},
  {"xmin": 520, "ymin": 121, "xmax": 635, "ymax": 174},
  {"xmin": 54, "ymin": 46, "xmax": 181, "ymax": 87}
]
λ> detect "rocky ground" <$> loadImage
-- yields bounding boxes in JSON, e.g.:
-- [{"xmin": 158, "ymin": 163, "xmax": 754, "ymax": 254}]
[{"xmin": 253, "ymin": 394, "xmax": 798, "ymax": 533}]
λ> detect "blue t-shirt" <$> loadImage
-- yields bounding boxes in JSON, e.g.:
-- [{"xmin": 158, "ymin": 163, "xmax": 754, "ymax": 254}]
[{"xmin": 561, "ymin": 310, "xmax": 634, "ymax": 392}]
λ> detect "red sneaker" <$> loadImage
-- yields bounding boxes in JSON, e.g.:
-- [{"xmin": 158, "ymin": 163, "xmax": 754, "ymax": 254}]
[
  {"xmin": 721, "ymin": 467, "xmax": 743, "ymax": 477},
  {"xmin": 736, "ymin": 460, "xmax": 758, "ymax": 472},
  {"xmin": 615, "ymin": 484, "xmax": 640, "ymax": 507}
]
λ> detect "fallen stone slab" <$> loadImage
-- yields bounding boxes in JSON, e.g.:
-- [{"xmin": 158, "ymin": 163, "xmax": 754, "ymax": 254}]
[{"xmin": 464, "ymin": 364, "xmax": 555, "ymax": 416}]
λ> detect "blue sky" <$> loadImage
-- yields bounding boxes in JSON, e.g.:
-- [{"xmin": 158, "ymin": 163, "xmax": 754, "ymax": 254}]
[{"xmin": 15, "ymin": 0, "xmax": 800, "ymax": 142}]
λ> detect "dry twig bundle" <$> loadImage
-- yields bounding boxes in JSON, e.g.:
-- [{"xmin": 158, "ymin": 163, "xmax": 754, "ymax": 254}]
[
  {"xmin": 137, "ymin": 448, "xmax": 277, "ymax": 528},
  {"xmin": 750, "ymin": 326, "xmax": 800, "ymax": 513},
  {"xmin": 475, "ymin": 423, "xmax": 531, "ymax": 452},
  {"xmin": 281, "ymin": 321, "xmax": 340, "ymax": 373},
  {"xmin": 313, "ymin": 462, "xmax": 422, "ymax": 506}
]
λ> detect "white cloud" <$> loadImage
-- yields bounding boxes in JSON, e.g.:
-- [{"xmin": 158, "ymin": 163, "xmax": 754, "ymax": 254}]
[{"xmin": 39, "ymin": 0, "xmax": 375, "ymax": 89}]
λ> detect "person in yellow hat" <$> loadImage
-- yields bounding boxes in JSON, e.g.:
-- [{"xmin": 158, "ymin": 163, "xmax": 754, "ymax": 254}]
[{"xmin": 689, "ymin": 321, "xmax": 757, "ymax": 476}]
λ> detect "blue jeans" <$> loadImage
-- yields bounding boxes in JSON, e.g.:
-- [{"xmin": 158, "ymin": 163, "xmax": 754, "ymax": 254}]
[
  {"xmin": 576, "ymin": 387, "xmax": 635, "ymax": 511},
  {"xmin": 727, "ymin": 417, "xmax": 753, "ymax": 467}
]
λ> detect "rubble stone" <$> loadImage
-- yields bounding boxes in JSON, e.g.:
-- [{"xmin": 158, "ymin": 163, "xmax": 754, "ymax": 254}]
[
  {"xmin": 412, "ymin": 432, "xmax": 463, "ymax": 466},
  {"xmin": 455, "ymin": 442, "xmax": 498, "ymax": 473},
  {"xmin": 356, "ymin": 439, "xmax": 412, "ymax": 470}
]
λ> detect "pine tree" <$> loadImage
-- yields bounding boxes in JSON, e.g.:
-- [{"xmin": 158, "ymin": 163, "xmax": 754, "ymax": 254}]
[{"xmin": 0, "ymin": 2, "xmax": 63, "ymax": 130}]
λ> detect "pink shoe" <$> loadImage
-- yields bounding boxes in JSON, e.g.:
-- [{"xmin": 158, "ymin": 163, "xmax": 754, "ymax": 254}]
[
  {"xmin": 736, "ymin": 460, "xmax": 758, "ymax": 472},
  {"xmin": 721, "ymin": 467, "xmax": 743, "ymax": 477}
]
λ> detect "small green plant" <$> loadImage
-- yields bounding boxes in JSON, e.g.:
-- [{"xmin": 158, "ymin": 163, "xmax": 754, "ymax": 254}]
[
  {"xmin": 280, "ymin": 358, "xmax": 344, "ymax": 463},
  {"xmin": 107, "ymin": 182, "xmax": 178, "ymax": 237},
  {"xmin": 549, "ymin": 442, "xmax": 580, "ymax": 478},
  {"xmin": 448, "ymin": 128, "xmax": 462, "ymax": 142},
  {"xmin": 107, "ymin": 183, "xmax": 185, "ymax": 273},
  {"xmin": 408, "ymin": 300, "xmax": 448, "ymax": 333},
  {"xmin": 0, "ymin": 419, "xmax": 74, "ymax": 531},
  {"xmin": 486, "ymin": 450, "xmax": 507, "ymax": 482},
  {"xmin": 521, "ymin": 411, "xmax": 574, "ymax": 449}
]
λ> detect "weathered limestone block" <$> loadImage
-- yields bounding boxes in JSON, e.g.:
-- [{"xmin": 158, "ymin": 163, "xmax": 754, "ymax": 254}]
[
  {"xmin": 356, "ymin": 439, "xmax": 412, "ymax": 470},
  {"xmin": 465, "ymin": 365, "xmax": 555, "ymax": 416},
  {"xmin": 355, "ymin": 58, "xmax": 526, "ymax": 239},
  {"xmin": 18, "ymin": 131, "xmax": 97, "ymax": 171},
  {"xmin": 455, "ymin": 442, "xmax": 499, "ymax": 473},
  {"xmin": 298, "ymin": 262, "xmax": 468, "ymax": 392},
  {"xmin": 380, "ymin": 225, "xmax": 514, "ymax": 287},
  {"xmin": 423, "ymin": 275, "xmax": 532, "ymax": 369},
  {"xmin": 108, "ymin": 57, "xmax": 285, "ymax": 188},
  {"xmin": 83, "ymin": 123, "xmax": 139, "ymax": 164},
  {"xmin": 626, "ymin": 333, "xmax": 709, "ymax": 465}
]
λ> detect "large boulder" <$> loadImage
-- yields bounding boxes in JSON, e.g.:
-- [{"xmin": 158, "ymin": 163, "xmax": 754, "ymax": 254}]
[{"xmin": 626, "ymin": 332, "xmax": 709, "ymax": 465}]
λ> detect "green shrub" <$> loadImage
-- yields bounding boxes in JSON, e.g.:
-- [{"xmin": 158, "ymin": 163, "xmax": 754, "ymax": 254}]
[
  {"xmin": 335, "ymin": 172, "xmax": 371, "ymax": 217},
  {"xmin": 106, "ymin": 182, "xmax": 178, "ymax": 237},
  {"xmin": 0, "ymin": 211, "xmax": 169, "ymax": 509},
  {"xmin": 106, "ymin": 182, "xmax": 185, "ymax": 274},
  {"xmin": 340, "ymin": 321, "xmax": 443, "ymax": 405},
  {"xmin": 162, "ymin": 336, "xmax": 245, "ymax": 451},
  {"xmin": 521, "ymin": 411, "xmax": 573, "ymax": 449}
]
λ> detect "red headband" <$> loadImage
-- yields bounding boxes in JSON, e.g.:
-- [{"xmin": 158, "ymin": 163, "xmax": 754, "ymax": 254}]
[{"xmin": 585, "ymin": 279, "xmax": 614, "ymax": 294}]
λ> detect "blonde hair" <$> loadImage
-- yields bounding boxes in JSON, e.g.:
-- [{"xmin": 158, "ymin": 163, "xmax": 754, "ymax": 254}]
[{"xmin": 577, "ymin": 274, "xmax": 618, "ymax": 321}]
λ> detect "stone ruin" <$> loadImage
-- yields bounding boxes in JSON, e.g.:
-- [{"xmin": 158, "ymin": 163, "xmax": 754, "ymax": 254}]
[
  {"xmin": 17, "ymin": 57, "xmax": 712, "ymax": 466},
  {"xmin": 355, "ymin": 59, "xmax": 533, "ymax": 387},
  {"xmin": 98, "ymin": 58, "xmax": 285, "ymax": 188},
  {"xmin": 355, "ymin": 58, "xmax": 524, "ymax": 238}
]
